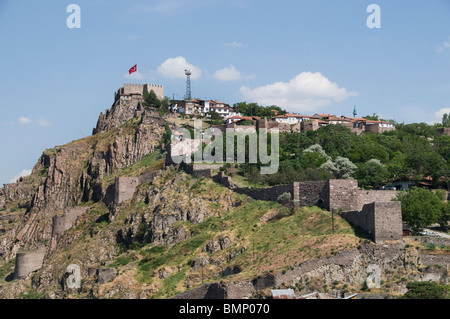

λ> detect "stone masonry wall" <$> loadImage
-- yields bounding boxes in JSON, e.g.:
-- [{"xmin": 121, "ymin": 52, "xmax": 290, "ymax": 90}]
[
  {"xmin": 140, "ymin": 109, "xmax": 166, "ymax": 126},
  {"xmin": 294, "ymin": 181, "xmax": 328, "ymax": 207},
  {"xmin": 341, "ymin": 202, "xmax": 402, "ymax": 243},
  {"xmin": 215, "ymin": 176, "xmax": 403, "ymax": 243},
  {"xmin": 52, "ymin": 207, "xmax": 89, "ymax": 239},
  {"xmin": 114, "ymin": 177, "xmax": 140, "ymax": 205},
  {"xmin": 327, "ymin": 179, "xmax": 359, "ymax": 211},
  {"xmin": 436, "ymin": 127, "xmax": 450, "ymax": 136},
  {"xmin": 14, "ymin": 246, "xmax": 47, "ymax": 279},
  {"xmin": 341, "ymin": 204, "xmax": 375, "ymax": 240},
  {"xmin": 233, "ymin": 184, "xmax": 294, "ymax": 202},
  {"xmin": 373, "ymin": 202, "xmax": 403, "ymax": 242},
  {"xmin": 357, "ymin": 190, "xmax": 398, "ymax": 211}
]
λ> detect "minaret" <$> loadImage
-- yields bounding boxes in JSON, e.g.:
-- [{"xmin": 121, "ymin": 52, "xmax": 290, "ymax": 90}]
[{"xmin": 353, "ymin": 105, "xmax": 357, "ymax": 118}]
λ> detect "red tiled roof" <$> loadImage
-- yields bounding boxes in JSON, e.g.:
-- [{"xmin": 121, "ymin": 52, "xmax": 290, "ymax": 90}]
[
  {"xmin": 327, "ymin": 116, "xmax": 346, "ymax": 121},
  {"xmin": 229, "ymin": 116, "xmax": 259, "ymax": 121},
  {"xmin": 315, "ymin": 113, "xmax": 333, "ymax": 118}
]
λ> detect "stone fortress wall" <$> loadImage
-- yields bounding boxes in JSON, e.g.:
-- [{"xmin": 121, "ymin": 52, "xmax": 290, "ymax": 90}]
[
  {"xmin": 14, "ymin": 246, "xmax": 47, "ymax": 279},
  {"xmin": 117, "ymin": 83, "xmax": 164, "ymax": 102},
  {"xmin": 52, "ymin": 207, "xmax": 89, "ymax": 239},
  {"xmin": 341, "ymin": 202, "xmax": 403, "ymax": 243},
  {"xmin": 215, "ymin": 174, "xmax": 402, "ymax": 243}
]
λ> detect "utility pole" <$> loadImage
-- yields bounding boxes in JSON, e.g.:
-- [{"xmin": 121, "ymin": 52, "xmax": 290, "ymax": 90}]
[
  {"xmin": 252, "ymin": 238, "xmax": 255, "ymax": 267},
  {"xmin": 332, "ymin": 209, "xmax": 335, "ymax": 234}
]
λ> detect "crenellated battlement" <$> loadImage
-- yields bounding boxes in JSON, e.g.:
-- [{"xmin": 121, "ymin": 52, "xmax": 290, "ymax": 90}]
[{"xmin": 115, "ymin": 83, "xmax": 164, "ymax": 102}]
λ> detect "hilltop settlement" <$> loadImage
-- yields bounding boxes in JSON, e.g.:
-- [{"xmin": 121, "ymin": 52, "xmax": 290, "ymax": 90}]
[{"xmin": 0, "ymin": 83, "xmax": 448, "ymax": 300}]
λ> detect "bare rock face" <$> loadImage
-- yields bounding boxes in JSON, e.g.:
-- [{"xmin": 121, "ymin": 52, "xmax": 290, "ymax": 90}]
[
  {"xmin": 116, "ymin": 171, "xmax": 237, "ymax": 248},
  {"xmin": 93, "ymin": 100, "xmax": 144, "ymax": 135},
  {"xmin": 204, "ymin": 235, "xmax": 232, "ymax": 253},
  {"xmin": 0, "ymin": 181, "xmax": 35, "ymax": 210},
  {"xmin": 98, "ymin": 268, "xmax": 118, "ymax": 284},
  {"xmin": 0, "ymin": 193, "xmax": 5, "ymax": 210},
  {"xmin": 0, "ymin": 101, "xmax": 169, "ymax": 267}
]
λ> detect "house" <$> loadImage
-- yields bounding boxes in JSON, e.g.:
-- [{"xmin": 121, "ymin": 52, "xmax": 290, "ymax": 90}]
[
  {"xmin": 314, "ymin": 113, "xmax": 334, "ymax": 120},
  {"xmin": 193, "ymin": 100, "xmax": 211, "ymax": 115},
  {"xmin": 436, "ymin": 127, "xmax": 450, "ymax": 136},
  {"xmin": 271, "ymin": 289, "xmax": 296, "ymax": 299},
  {"xmin": 298, "ymin": 292, "xmax": 358, "ymax": 299},
  {"xmin": 209, "ymin": 100, "xmax": 232, "ymax": 117},
  {"xmin": 364, "ymin": 120, "xmax": 396, "ymax": 133},
  {"xmin": 225, "ymin": 116, "xmax": 259, "ymax": 125},
  {"xmin": 274, "ymin": 113, "xmax": 319, "ymax": 125},
  {"xmin": 326, "ymin": 116, "xmax": 350, "ymax": 125}
]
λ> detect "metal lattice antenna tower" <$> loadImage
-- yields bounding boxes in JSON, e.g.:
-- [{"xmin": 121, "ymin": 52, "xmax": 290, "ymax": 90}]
[{"xmin": 185, "ymin": 69, "xmax": 192, "ymax": 100}]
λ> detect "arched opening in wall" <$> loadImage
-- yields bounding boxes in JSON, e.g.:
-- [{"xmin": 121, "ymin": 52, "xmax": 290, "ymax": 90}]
[{"xmin": 315, "ymin": 198, "xmax": 325, "ymax": 209}]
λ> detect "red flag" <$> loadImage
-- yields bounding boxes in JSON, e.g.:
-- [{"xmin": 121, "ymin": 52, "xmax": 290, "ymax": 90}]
[{"xmin": 129, "ymin": 64, "xmax": 137, "ymax": 74}]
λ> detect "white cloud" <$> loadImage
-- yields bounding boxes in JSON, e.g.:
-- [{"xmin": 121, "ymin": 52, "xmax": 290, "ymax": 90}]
[
  {"xmin": 37, "ymin": 118, "xmax": 51, "ymax": 127},
  {"xmin": 239, "ymin": 72, "xmax": 357, "ymax": 113},
  {"xmin": 213, "ymin": 65, "xmax": 255, "ymax": 82},
  {"xmin": 213, "ymin": 65, "xmax": 242, "ymax": 82},
  {"xmin": 19, "ymin": 117, "xmax": 31, "ymax": 124},
  {"xmin": 430, "ymin": 107, "xmax": 450, "ymax": 124},
  {"xmin": 224, "ymin": 41, "xmax": 243, "ymax": 47},
  {"xmin": 157, "ymin": 56, "xmax": 202, "ymax": 80},
  {"xmin": 9, "ymin": 169, "xmax": 32, "ymax": 183},
  {"xmin": 436, "ymin": 36, "xmax": 450, "ymax": 53}
]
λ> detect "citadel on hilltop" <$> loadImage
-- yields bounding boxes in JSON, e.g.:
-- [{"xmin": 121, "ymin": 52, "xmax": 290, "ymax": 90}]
[{"xmin": 118, "ymin": 82, "xmax": 396, "ymax": 135}]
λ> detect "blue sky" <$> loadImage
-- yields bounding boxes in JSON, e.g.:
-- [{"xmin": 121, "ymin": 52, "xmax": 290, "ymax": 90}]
[{"xmin": 0, "ymin": 0, "xmax": 450, "ymax": 185}]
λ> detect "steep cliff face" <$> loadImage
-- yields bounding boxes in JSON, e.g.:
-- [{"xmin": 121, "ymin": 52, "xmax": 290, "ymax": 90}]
[
  {"xmin": 0, "ymin": 105, "xmax": 169, "ymax": 263},
  {"xmin": 115, "ymin": 169, "xmax": 237, "ymax": 248},
  {"xmin": 92, "ymin": 99, "xmax": 144, "ymax": 135}
]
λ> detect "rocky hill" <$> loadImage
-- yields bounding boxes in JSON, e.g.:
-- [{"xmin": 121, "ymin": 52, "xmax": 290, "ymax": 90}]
[{"xmin": 0, "ymin": 94, "xmax": 448, "ymax": 299}]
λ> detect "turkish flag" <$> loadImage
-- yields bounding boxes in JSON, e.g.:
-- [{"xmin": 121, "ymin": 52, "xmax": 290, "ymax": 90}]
[{"xmin": 129, "ymin": 64, "xmax": 137, "ymax": 74}]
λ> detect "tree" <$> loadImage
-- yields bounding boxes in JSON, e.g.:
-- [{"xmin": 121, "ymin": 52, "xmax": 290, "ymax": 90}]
[
  {"xmin": 207, "ymin": 111, "xmax": 223, "ymax": 125},
  {"xmin": 303, "ymin": 144, "xmax": 330, "ymax": 159},
  {"xmin": 321, "ymin": 157, "xmax": 357, "ymax": 179},
  {"xmin": 232, "ymin": 102, "xmax": 286, "ymax": 118},
  {"xmin": 443, "ymin": 113, "xmax": 450, "ymax": 127},
  {"xmin": 143, "ymin": 90, "xmax": 161, "ymax": 108},
  {"xmin": 397, "ymin": 187, "xmax": 444, "ymax": 234},
  {"xmin": 277, "ymin": 192, "xmax": 295, "ymax": 215},
  {"xmin": 298, "ymin": 144, "xmax": 330, "ymax": 169},
  {"xmin": 355, "ymin": 159, "xmax": 388, "ymax": 189},
  {"xmin": 363, "ymin": 113, "xmax": 380, "ymax": 121},
  {"xmin": 399, "ymin": 282, "xmax": 449, "ymax": 299},
  {"xmin": 441, "ymin": 202, "xmax": 450, "ymax": 232}
]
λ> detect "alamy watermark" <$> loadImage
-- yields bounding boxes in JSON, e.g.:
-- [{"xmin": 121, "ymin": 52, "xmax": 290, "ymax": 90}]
[
  {"xmin": 366, "ymin": 4, "xmax": 381, "ymax": 29},
  {"xmin": 66, "ymin": 4, "xmax": 81, "ymax": 29},
  {"xmin": 170, "ymin": 120, "xmax": 280, "ymax": 175}
]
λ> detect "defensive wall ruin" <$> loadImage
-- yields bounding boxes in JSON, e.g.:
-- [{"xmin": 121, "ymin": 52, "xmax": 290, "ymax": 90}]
[
  {"xmin": 51, "ymin": 207, "xmax": 89, "ymax": 239},
  {"xmin": 341, "ymin": 202, "xmax": 403, "ymax": 243},
  {"xmin": 215, "ymin": 173, "xmax": 402, "ymax": 243},
  {"xmin": 14, "ymin": 246, "xmax": 47, "ymax": 279}
]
